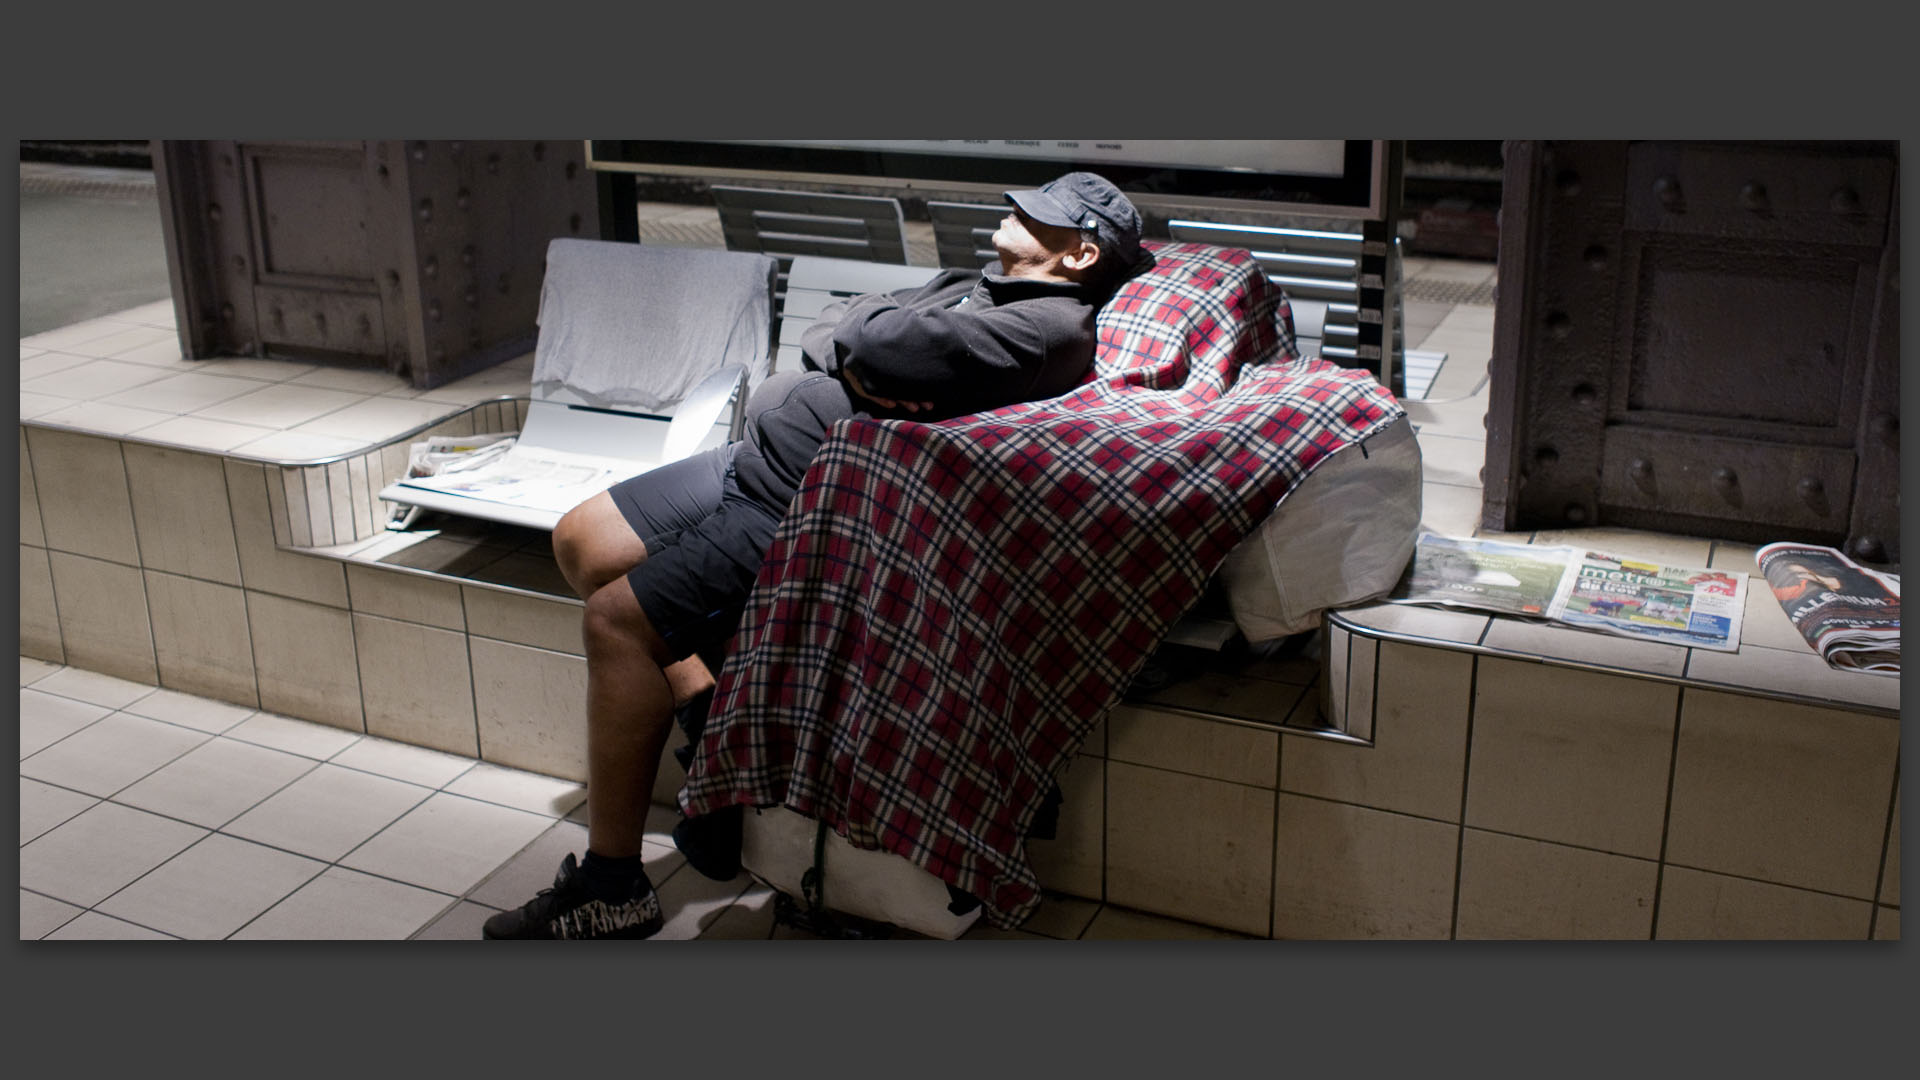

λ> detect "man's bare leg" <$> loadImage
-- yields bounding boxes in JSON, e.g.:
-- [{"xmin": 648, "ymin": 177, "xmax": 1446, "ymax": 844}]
[
  {"xmin": 555, "ymin": 493, "xmax": 716, "ymax": 706},
  {"xmin": 579, "ymin": 575, "xmax": 679, "ymax": 859}
]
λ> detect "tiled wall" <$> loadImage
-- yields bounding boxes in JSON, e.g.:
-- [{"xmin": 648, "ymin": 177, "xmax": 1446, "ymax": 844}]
[
  {"xmin": 1024, "ymin": 640, "xmax": 1901, "ymax": 940},
  {"xmin": 19, "ymin": 416, "xmax": 1900, "ymax": 940},
  {"xmin": 16, "ymin": 415, "xmax": 652, "ymax": 794}
]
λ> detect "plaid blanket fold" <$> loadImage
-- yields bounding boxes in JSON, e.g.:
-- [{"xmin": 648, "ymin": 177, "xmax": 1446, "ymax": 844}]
[{"xmin": 680, "ymin": 243, "xmax": 1407, "ymax": 928}]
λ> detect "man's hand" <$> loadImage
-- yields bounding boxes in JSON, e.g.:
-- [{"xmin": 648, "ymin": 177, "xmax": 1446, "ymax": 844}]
[{"xmin": 842, "ymin": 365, "xmax": 936, "ymax": 414}]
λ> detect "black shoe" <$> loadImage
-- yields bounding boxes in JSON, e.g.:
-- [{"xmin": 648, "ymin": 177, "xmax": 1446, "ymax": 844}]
[
  {"xmin": 672, "ymin": 805, "xmax": 743, "ymax": 882},
  {"xmin": 481, "ymin": 853, "xmax": 664, "ymax": 940}
]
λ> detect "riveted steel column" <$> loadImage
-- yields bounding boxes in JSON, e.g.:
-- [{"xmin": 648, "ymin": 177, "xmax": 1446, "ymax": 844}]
[{"xmin": 155, "ymin": 139, "xmax": 598, "ymax": 390}]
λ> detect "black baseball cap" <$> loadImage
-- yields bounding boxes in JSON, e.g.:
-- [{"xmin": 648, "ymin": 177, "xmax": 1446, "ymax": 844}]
[{"xmin": 1005, "ymin": 171, "xmax": 1145, "ymax": 270}]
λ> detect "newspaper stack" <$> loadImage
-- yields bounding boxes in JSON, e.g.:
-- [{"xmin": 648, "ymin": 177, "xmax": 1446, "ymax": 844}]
[
  {"xmin": 1391, "ymin": 533, "xmax": 1747, "ymax": 651},
  {"xmin": 1756, "ymin": 542, "xmax": 1901, "ymax": 676}
]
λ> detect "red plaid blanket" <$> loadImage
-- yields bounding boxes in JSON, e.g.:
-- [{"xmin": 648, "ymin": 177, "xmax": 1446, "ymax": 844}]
[{"xmin": 680, "ymin": 243, "xmax": 1407, "ymax": 928}]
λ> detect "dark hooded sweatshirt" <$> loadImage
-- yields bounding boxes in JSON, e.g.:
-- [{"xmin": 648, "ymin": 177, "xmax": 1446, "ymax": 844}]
[{"xmin": 730, "ymin": 263, "xmax": 1101, "ymax": 513}]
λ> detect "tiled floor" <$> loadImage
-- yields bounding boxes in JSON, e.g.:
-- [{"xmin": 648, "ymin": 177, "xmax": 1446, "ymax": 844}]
[{"xmin": 18, "ymin": 654, "xmax": 1255, "ymax": 941}]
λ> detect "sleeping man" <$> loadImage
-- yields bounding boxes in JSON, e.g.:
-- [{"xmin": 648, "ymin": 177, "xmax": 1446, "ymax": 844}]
[{"xmin": 484, "ymin": 171, "xmax": 1145, "ymax": 939}]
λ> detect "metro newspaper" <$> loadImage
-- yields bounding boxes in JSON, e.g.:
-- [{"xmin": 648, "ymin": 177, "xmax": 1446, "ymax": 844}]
[{"xmin": 1390, "ymin": 533, "xmax": 1748, "ymax": 652}]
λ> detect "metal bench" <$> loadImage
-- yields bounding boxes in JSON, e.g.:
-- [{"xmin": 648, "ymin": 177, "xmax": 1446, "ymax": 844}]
[{"xmin": 708, "ymin": 185, "xmax": 911, "ymax": 321}]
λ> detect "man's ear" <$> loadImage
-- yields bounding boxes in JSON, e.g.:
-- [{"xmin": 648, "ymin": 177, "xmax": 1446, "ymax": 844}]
[{"xmin": 1060, "ymin": 240, "xmax": 1101, "ymax": 275}]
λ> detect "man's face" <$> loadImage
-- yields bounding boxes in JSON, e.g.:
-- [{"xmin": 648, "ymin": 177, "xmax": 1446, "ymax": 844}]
[{"xmin": 993, "ymin": 206, "xmax": 1086, "ymax": 273}]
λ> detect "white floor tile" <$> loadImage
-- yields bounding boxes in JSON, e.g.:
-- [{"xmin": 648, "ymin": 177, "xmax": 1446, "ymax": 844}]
[
  {"xmin": 19, "ymin": 657, "xmax": 62, "ymax": 686},
  {"xmin": 233, "ymin": 867, "xmax": 456, "ymax": 940},
  {"xmin": 43, "ymin": 912, "xmax": 177, "ymax": 940},
  {"xmin": 20, "ymin": 351, "xmax": 94, "ymax": 381},
  {"xmin": 179, "ymin": 357, "xmax": 320, "ymax": 382},
  {"xmin": 222, "ymin": 763, "xmax": 434, "ymax": 862},
  {"xmin": 120, "ymin": 688, "xmax": 257, "ymax": 734},
  {"xmin": 192, "ymin": 382, "xmax": 368, "ymax": 430},
  {"xmin": 20, "ymin": 777, "xmax": 100, "ymax": 845},
  {"xmin": 1083, "ymin": 905, "xmax": 1254, "ymax": 940},
  {"xmin": 113, "ymin": 737, "xmax": 318, "ymax": 829},
  {"xmin": 330, "ymin": 736, "xmax": 478, "ymax": 789},
  {"xmin": 338, "ymin": 791, "xmax": 555, "ymax": 895},
  {"xmin": 97, "ymin": 833, "xmax": 327, "ymax": 940},
  {"xmin": 463, "ymin": 819, "xmax": 688, "ymax": 912},
  {"xmin": 411, "ymin": 899, "xmax": 499, "ymax": 941},
  {"xmin": 102, "ymin": 371, "xmax": 268, "ymax": 414},
  {"xmin": 697, "ymin": 884, "xmax": 781, "ymax": 940},
  {"xmin": 22, "ymin": 358, "xmax": 173, "ymax": 400},
  {"xmin": 20, "ymin": 889, "xmax": 86, "ymax": 939},
  {"xmin": 20, "ymin": 712, "xmax": 210, "ymax": 797},
  {"xmin": 20, "ymin": 802, "xmax": 208, "ymax": 907},
  {"xmin": 19, "ymin": 688, "xmax": 112, "ymax": 760},
  {"xmin": 77, "ymin": 325, "xmax": 177, "ymax": 359},
  {"xmin": 443, "ymin": 762, "xmax": 587, "ymax": 818},
  {"xmin": 292, "ymin": 396, "xmax": 452, "ymax": 442},
  {"xmin": 29, "ymin": 666, "xmax": 158, "ymax": 710},
  {"xmin": 288, "ymin": 366, "xmax": 416, "ymax": 395},
  {"xmin": 108, "ymin": 338, "xmax": 191, "ymax": 367},
  {"xmin": 19, "ymin": 391, "xmax": 75, "ymax": 419},
  {"xmin": 34, "ymin": 400, "xmax": 177, "ymax": 437},
  {"xmin": 128, "ymin": 416, "xmax": 280, "ymax": 453},
  {"xmin": 653, "ymin": 864, "xmax": 752, "ymax": 941},
  {"xmin": 223, "ymin": 712, "xmax": 363, "ymax": 759},
  {"xmin": 227, "ymin": 430, "xmax": 367, "ymax": 462}
]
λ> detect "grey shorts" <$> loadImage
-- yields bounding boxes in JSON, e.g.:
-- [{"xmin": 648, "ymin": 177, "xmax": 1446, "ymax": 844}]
[{"xmin": 608, "ymin": 443, "xmax": 783, "ymax": 663}]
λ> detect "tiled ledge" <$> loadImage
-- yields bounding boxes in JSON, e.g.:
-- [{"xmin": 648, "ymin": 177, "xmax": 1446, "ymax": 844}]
[{"xmin": 1327, "ymin": 593, "xmax": 1899, "ymax": 719}]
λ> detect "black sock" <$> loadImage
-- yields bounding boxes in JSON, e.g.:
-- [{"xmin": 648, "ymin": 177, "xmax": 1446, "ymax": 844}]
[{"xmin": 579, "ymin": 851, "xmax": 650, "ymax": 901}]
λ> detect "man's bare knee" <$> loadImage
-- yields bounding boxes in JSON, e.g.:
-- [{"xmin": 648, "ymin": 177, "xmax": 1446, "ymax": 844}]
[
  {"xmin": 555, "ymin": 493, "xmax": 648, "ymax": 599},
  {"xmin": 583, "ymin": 578, "xmax": 673, "ymax": 669}
]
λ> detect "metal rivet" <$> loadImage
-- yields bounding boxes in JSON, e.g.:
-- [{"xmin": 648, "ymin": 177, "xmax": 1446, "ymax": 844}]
[
  {"xmin": 1555, "ymin": 169, "xmax": 1581, "ymax": 196},
  {"xmin": 565, "ymin": 161, "xmax": 578, "ymax": 180},
  {"xmin": 465, "ymin": 289, "xmax": 478, "ymax": 307},
  {"xmin": 1870, "ymin": 413, "xmax": 1898, "ymax": 443},
  {"xmin": 232, "ymin": 255, "xmax": 246, "ymax": 272},
  {"xmin": 1564, "ymin": 504, "xmax": 1587, "ymax": 524},
  {"xmin": 313, "ymin": 312, "xmax": 327, "ymax": 335},
  {"xmin": 1571, "ymin": 383, "xmax": 1597, "ymax": 405},
  {"xmin": 1851, "ymin": 537, "xmax": 1886, "ymax": 563},
  {"xmin": 1535, "ymin": 446, "xmax": 1559, "ymax": 466},
  {"xmin": 418, "ymin": 198, "xmax": 433, "ymax": 223},
  {"xmin": 461, "ymin": 245, "xmax": 475, "ymax": 267},
  {"xmin": 269, "ymin": 307, "xmax": 284, "ymax": 327},
  {"xmin": 1654, "ymin": 175, "xmax": 1683, "ymax": 210},
  {"xmin": 532, "ymin": 142, "xmax": 546, "ymax": 161},
  {"xmin": 219, "ymin": 303, "xmax": 235, "ymax": 322},
  {"xmin": 1798, "ymin": 476, "xmax": 1824, "ymax": 498},
  {"xmin": 1830, "ymin": 186, "xmax": 1860, "ymax": 214},
  {"xmin": 423, "ymin": 256, "xmax": 438, "ymax": 279},
  {"xmin": 569, "ymin": 213, "xmax": 582, "ymax": 234},
  {"xmin": 1740, "ymin": 181, "xmax": 1769, "ymax": 212},
  {"xmin": 456, "ymin": 188, "xmax": 470, "ymax": 210},
  {"xmin": 450, "ymin": 141, "xmax": 463, "ymax": 155},
  {"xmin": 206, "ymin": 203, "xmax": 222, "ymax": 223},
  {"xmin": 1546, "ymin": 311, "xmax": 1572, "ymax": 339},
  {"xmin": 377, "ymin": 164, "xmax": 389, "ymax": 181},
  {"xmin": 497, "ymin": 273, "xmax": 511, "ymax": 295},
  {"xmin": 387, "ymin": 269, "xmax": 402, "ymax": 288},
  {"xmin": 412, "ymin": 143, "xmax": 427, "ymax": 162},
  {"xmin": 1629, "ymin": 458, "xmax": 1652, "ymax": 481},
  {"xmin": 428, "ymin": 301, "xmax": 442, "ymax": 321},
  {"xmin": 1583, "ymin": 245, "xmax": 1608, "ymax": 270},
  {"xmin": 359, "ymin": 314, "xmax": 374, "ymax": 338},
  {"xmin": 487, "ymin": 153, "xmax": 501, "ymax": 175},
  {"xmin": 1712, "ymin": 467, "xmax": 1738, "ymax": 491}
]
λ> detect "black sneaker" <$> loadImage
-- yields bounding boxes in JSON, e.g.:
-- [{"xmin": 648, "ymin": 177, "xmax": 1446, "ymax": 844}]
[{"xmin": 481, "ymin": 853, "xmax": 664, "ymax": 940}]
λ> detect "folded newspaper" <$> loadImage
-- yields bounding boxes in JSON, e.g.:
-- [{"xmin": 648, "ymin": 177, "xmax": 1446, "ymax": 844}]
[
  {"xmin": 1390, "ymin": 533, "xmax": 1748, "ymax": 651},
  {"xmin": 399, "ymin": 434, "xmax": 643, "ymax": 518},
  {"xmin": 1755, "ymin": 542, "xmax": 1900, "ymax": 676}
]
